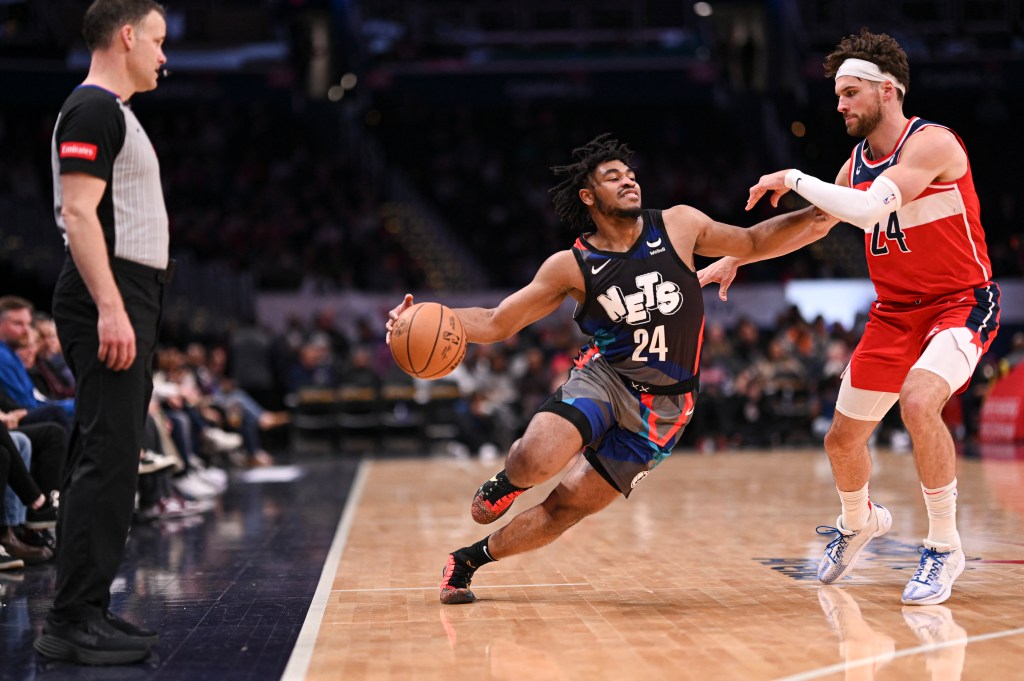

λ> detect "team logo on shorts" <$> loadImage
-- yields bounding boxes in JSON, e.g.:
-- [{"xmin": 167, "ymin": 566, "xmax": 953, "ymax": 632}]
[{"xmin": 630, "ymin": 470, "xmax": 649, "ymax": 489}]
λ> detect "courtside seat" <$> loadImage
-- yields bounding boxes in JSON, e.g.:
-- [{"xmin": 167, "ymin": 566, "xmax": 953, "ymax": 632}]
[{"xmin": 286, "ymin": 387, "xmax": 345, "ymax": 453}]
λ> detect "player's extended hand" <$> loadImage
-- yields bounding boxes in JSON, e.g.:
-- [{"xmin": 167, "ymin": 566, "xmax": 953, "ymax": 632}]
[
  {"xmin": 697, "ymin": 256, "xmax": 740, "ymax": 302},
  {"xmin": 385, "ymin": 293, "xmax": 414, "ymax": 346},
  {"xmin": 746, "ymin": 169, "xmax": 794, "ymax": 211},
  {"xmin": 97, "ymin": 307, "xmax": 136, "ymax": 371}
]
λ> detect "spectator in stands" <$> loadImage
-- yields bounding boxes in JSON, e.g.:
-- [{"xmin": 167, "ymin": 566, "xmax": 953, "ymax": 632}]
[
  {"xmin": 311, "ymin": 308, "xmax": 352, "ymax": 367},
  {"xmin": 738, "ymin": 370, "xmax": 777, "ymax": 447},
  {"xmin": 228, "ymin": 322, "xmax": 278, "ymax": 408},
  {"xmin": 286, "ymin": 336, "xmax": 339, "ymax": 393},
  {"xmin": 514, "ymin": 347, "xmax": 555, "ymax": 430},
  {"xmin": 134, "ymin": 399, "xmax": 214, "ymax": 522},
  {"xmin": 752, "ymin": 338, "xmax": 812, "ymax": 444},
  {"xmin": 32, "ymin": 314, "xmax": 76, "ymax": 399},
  {"xmin": 0, "ymin": 296, "xmax": 75, "ymax": 425},
  {"xmin": 189, "ymin": 343, "xmax": 283, "ymax": 467},
  {"xmin": 2, "ymin": 407, "xmax": 65, "ymax": 556},
  {"xmin": 1, "ymin": 427, "xmax": 58, "ymax": 565},
  {"xmin": 0, "ymin": 421, "xmax": 57, "ymax": 568},
  {"xmin": 1000, "ymin": 331, "xmax": 1024, "ymax": 372},
  {"xmin": 152, "ymin": 347, "xmax": 241, "ymax": 481},
  {"xmin": 18, "ymin": 324, "xmax": 47, "ymax": 396}
]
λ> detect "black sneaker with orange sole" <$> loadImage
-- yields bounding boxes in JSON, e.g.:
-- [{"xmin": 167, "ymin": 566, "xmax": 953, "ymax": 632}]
[
  {"xmin": 470, "ymin": 470, "xmax": 528, "ymax": 524},
  {"xmin": 439, "ymin": 551, "xmax": 478, "ymax": 605}
]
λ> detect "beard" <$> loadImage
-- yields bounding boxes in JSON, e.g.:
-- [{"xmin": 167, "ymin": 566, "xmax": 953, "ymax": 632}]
[
  {"xmin": 594, "ymin": 193, "xmax": 642, "ymax": 220},
  {"xmin": 846, "ymin": 94, "xmax": 883, "ymax": 137}
]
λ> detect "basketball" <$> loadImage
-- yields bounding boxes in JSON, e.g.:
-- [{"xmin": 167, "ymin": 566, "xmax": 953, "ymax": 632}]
[{"xmin": 390, "ymin": 302, "xmax": 468, "ymax": 379}]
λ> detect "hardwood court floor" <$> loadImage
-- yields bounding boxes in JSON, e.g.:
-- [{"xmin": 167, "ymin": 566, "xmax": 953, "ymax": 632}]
[{"xmin": 297, "ymin": 448, "xmax": 1024, "ymax": 681}]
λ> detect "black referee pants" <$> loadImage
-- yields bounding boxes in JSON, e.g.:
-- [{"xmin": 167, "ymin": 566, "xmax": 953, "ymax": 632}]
[{"xmin": 50, "ymin": 257, "xmax": 166, "ymax": 622}]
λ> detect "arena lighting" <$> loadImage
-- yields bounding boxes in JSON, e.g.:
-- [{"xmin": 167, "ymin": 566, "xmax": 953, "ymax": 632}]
[
  {"xmin": 327, "ymin": 85, "xmax": 345, "ymax": 101},
  {"xmin": 694, "ymin": 2, "xmax": 713, "ymax": 17},
  {"xmin": 791, "ymin": 121, "xmax": 806, "ymax": 137},
  {"xmin": 340, "ymin": 73, "xmax": 358, "ymax": 89}
]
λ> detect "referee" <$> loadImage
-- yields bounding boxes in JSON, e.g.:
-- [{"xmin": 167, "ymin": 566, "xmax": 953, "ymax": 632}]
[{"xmin": 35, "ymin": 0, "xmax": 170, "ymax": 666}]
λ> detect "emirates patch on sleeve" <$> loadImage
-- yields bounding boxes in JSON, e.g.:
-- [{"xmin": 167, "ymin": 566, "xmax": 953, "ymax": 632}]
[{"xmin": 59, "ymin": 142, "xmax": 98, "ymax": 160}]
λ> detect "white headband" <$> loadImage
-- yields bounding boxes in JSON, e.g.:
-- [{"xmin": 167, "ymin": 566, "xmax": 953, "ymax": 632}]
[{"xmin": 835, "ymin": 58, "xmax": 906, "ymax": 95}]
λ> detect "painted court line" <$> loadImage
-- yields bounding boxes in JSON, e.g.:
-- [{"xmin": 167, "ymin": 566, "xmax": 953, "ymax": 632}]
[
  {"xmin": 775, "ymin": 626, "xmax": 1024, "ymax": 681},
  {"xmin": 332, "ymin": 583, "xmax": 591, "ymax": 594},
  {"xmin": 281, "ymin": 459, "xmax": 371, "ymax": 681}
]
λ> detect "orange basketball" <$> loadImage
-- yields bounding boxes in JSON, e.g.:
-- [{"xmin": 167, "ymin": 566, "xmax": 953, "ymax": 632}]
[{"xmin": 389, "ymin": 302, "xmax": 468, "ymax": 379}]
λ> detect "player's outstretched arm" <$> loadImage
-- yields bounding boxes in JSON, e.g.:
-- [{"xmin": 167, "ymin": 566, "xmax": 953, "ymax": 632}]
[
  {"xmin": 454, "ymin": 250, "xmax": 581, "ymax": 345},
  {"xmin": 749, "ymin": 130, "xmax": 963, "ymax": 230},
  {"xmin": 692, "ymin": 204, "xmax": 838, "ymax": 301}
]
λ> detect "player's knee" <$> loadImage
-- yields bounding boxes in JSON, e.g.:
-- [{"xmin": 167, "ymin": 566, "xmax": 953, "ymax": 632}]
[
  {"xmin": 824, "ymin": 421, "xmax": 858, "ymax": 455},
  {"xmin": 898, "ymin": 387, "xmax": 942, "ymax": 427},
  {"xmin": 506, "ymin": 436, "xmax": 564, "ymax": 485}
]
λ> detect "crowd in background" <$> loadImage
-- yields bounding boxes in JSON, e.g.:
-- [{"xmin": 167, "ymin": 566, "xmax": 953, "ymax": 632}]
[
  {"xmin": 0, "ymin": 295, "xmax": 294, "ymax": 569},
  {"xmin": 193, "ymin": 302, "xmax": 1024, "ymax": 462}
]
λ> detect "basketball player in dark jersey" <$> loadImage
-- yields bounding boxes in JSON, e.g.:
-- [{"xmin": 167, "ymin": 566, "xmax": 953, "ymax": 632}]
[{"xmin": 387, "ymin": 134, "xmax": 834, "ymax": 604}]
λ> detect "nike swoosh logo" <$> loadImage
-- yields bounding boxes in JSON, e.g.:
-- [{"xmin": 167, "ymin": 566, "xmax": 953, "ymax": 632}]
[
  {"xmin": 685, "ymin": 406, "xmax": 695, "ymax": 417},
  {"xmin": 646, "ymin": 238, "xmax": 662, "ymax": 248},
  {"xmin": 591, "ymin": 260, "xmax": 610, "ymax": 274}
]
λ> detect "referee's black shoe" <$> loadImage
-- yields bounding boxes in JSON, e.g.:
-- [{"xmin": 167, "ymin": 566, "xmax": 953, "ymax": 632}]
[
  {"xmin": 34, "ymin": 615, "xmax": 154, "ymax": 665},
  {"xmin": 104, "ymin": 611, "xmax": 160, "ymax": 646}
]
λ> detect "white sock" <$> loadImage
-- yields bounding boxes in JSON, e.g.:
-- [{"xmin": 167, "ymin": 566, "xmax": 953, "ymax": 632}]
[
  {"xmin": 923, "ymin": 479, "xmax": 960, "ymax": 549},
  {"xmin": 838, "ymin": 483, "xmax": 871, "ymax": 532}
]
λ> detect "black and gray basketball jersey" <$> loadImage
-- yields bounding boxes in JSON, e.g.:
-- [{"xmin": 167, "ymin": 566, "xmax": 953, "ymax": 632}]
[
  {"xmin": 571, "ymin": 209, "xmax": 704, "ymax": 393},
  {"xmin": 51, "ymin": 85, "xmax": 169, "ymax": 269}
]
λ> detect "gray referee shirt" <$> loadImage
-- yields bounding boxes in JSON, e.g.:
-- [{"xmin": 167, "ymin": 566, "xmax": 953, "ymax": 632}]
[{"xmin": 52, "ymin": 85, "xmax": 169, "ymax": 270}]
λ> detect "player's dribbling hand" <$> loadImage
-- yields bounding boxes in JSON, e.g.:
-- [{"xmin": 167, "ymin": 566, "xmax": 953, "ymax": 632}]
[
  {"xmin": 385, "ymin": 293, "xmax": 414, "ymax": 346},
  {"xmin": 697, "ymin": 256, "xmax": 740, "ymax": 302},
  {"xmin": 746, "ymin": 169, "xmax": 794, "ymax": 211}
]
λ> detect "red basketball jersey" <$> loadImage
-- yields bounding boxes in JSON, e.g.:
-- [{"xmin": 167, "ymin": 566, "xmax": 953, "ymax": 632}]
[{"xmin": 848, "ymin": 117, "xmax": 992, "ymax": 303}]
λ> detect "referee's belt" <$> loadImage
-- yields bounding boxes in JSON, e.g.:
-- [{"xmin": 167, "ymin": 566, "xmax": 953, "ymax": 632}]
[
  {"xmin": 617, "ymin": 372, "xmax": 699, "ymax": 396},
  {"xmin": 110, "ymin": 257, "xmax": 176, "ymax": 284}
]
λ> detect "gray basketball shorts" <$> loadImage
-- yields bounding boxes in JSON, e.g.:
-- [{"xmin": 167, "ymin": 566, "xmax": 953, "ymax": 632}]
[{"xmin": 538, "ymin": 355, "xmax": 696, "ymax": 497}]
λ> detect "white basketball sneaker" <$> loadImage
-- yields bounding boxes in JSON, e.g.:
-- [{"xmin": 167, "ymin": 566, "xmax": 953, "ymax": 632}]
[
  {"xmin": 901, "ymin": 541, "xmax": 965, "ymax": 606},
  {"xmin": 816, "ymin": 503, "xmax": 893, "ymax": 583}
]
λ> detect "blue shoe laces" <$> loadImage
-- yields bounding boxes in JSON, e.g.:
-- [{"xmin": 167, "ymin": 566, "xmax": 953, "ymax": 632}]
[
  {"xmin": 910, "ymin": 546, "xmax": 948, "ymax": 585},
  {"xmin": 816, "ymin": 525, "xmax": 850, "ymax": 560}
]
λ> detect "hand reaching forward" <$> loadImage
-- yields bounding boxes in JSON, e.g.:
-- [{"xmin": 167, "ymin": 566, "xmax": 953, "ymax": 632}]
[
  {"xmin": 746, "ymin": 169, "xmax": 794, "ymax": 211},
  {"xmin": 385, "ymin": 294, "xmax": 414, "ymax": 345},
  {"xmin": 697, "ymin": 256, "xmax": 740, "ymax": 302}
]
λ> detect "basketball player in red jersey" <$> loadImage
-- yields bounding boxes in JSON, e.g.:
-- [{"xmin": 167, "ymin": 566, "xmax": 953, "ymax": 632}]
[
  {"xmin": 387, "ymin": 134, "xmax": 836, "ymax": 604},
  {"xmin": 699, "ymin": 29, "xmax": 1001, "ymax": 606}
]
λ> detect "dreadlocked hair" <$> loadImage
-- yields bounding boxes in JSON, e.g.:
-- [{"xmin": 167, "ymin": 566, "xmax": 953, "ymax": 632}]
[
  {"xmin": 549, "ymin": 133, "xmax": 635, "ymax": 232},
  {"xmin": 824, "ymin": 28, "xmax": 910, "ymax": 100}
]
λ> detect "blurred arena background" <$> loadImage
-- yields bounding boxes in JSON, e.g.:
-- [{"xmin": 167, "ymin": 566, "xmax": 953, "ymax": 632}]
[{"xmin": 1, "ymin": 0, "xmax": 1022, "ymax": 454}]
